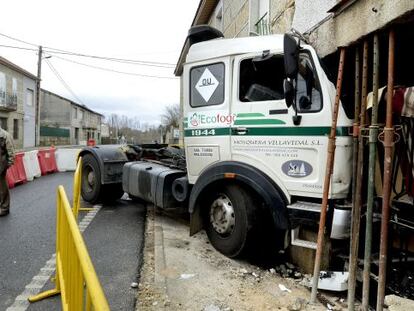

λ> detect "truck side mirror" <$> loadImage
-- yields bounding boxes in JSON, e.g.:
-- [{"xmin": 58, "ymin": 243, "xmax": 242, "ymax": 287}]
[
  {"xmin": 283, "ymin": 34, "xmax": 299, "ymax": 79},
  {"xmin": 283, "ymin": 79, "xmax": 294, "ymax": 108}
]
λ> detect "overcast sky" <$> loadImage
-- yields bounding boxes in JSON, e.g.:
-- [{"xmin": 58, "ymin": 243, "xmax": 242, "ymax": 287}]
[{"xmin": 0, "ymin": 0, "xmax": 199, "ymax": 127}]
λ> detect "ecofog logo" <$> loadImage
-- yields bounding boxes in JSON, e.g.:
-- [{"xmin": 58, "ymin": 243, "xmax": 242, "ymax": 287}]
[{"xmin": 189, "ymin": 111, "xmax": 236, "ymax": 128}]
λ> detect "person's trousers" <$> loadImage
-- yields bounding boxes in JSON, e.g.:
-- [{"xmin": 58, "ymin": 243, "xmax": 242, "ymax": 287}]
[{"xmin": 0, "ymin": 172, "xmax": 10, "ymax": 211}]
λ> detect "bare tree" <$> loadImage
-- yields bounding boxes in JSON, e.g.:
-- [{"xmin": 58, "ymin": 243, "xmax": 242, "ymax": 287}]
[{"xmin": 161, "ymin": 104, "xmax": 181, "ymax": 129}]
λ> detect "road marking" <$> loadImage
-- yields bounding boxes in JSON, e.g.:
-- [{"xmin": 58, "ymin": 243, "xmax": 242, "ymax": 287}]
[{"xmin": 6, "ymin": 204, "xmax": 102, "ymax": 311}]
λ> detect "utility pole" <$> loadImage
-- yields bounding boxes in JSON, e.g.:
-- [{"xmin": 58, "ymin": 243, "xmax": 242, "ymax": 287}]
[{"xmin": 35, "ymin": 46, "xmax": 42, "ymax": 146}]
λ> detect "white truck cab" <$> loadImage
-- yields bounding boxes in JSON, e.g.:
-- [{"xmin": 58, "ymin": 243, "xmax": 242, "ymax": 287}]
[{"xmin": 183, "ymin": 26, "xmax": 353, "ymax": 257}]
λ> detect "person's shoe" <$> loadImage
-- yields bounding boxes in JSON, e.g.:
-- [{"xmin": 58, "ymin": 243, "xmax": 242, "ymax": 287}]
[{"xmin": 0, "ymin": 209, "xmax": 9, "ymax": 216}]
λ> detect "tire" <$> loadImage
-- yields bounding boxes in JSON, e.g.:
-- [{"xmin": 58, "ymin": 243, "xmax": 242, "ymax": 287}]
[
  {"xmin": 204, "ymin": 184, "xmax": 256, "ymax": 258},
  {"xmin": 102, "ymin": 183, "xmax": 124, "ymax": 203},
  {"xmin": 81, "ymin": 154, "xmax": 103, "ymax": 203}
]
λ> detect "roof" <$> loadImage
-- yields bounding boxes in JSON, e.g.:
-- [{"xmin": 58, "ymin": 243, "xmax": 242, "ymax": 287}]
[
  {"xmin": 174, "ymin": 0, "xmax": 220, "ymax": 76},
  {"xmin": 186, "ymin": 34, "xmax": 284, "ymax": 64},
  {"xmin": 40, "ymin": 88, "xmax": 103, "ymax": 117},
  {"xmin": 0, "ymin": 56, "xmax": 38, "ymax": 80}
]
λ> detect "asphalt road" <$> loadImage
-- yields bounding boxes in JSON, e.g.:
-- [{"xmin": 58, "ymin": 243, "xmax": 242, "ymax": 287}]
[{"xmin": 0, "ymin": 172, "xmax": 146, "ymax": 311}]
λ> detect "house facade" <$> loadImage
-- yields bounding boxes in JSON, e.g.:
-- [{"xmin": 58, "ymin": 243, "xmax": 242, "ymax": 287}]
[
  {"xmin": 40, "ymin": 89, "xmax": 102, "ymax": 146},
  {"xmin": 0, "ymin": 56, "xmax": 38, "ymax": 149}
]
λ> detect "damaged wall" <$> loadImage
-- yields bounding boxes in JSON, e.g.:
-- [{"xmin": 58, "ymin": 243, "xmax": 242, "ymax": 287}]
[{"xmin": 308, "ymin": 0, "xmax": 414, "ymax": 57}]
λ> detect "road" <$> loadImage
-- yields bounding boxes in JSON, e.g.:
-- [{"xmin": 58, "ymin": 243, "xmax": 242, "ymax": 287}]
[{"xmin": 0, "ymin": 172, "xmax": 146, "ymax": 311}]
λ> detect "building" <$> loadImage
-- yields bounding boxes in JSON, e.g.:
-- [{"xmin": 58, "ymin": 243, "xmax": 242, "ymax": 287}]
[
  {"xmin": 0, "ymin": 56, "xmax": 38, "ymax": 149},
  {"xmin": 175, "ymin": 0, "xmax": 414, "ymax": 141},
  {"xmin": 40, "ymin": 89, "xmax": 102, "ymax": 146}
]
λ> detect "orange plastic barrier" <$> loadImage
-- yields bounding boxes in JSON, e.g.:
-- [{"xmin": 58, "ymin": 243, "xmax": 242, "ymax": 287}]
[
  {"xmin": 37, "ymin": 148, "xmax": 58, "ymax": 175},
  {"xmin": 6, "ymin": 153, "xmax": 27, "ymax": 188}
]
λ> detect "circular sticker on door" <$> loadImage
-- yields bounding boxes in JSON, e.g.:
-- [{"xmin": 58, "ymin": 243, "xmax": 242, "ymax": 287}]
[{"xmin": 282, "ymin": 160, "xmax": 313, "ymax": 178}]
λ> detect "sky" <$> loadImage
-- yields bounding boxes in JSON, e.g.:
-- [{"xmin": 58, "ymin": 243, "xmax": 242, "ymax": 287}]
[{"xmin": 0, "ymin": 0, "xmax": 200, "ymax": 127}]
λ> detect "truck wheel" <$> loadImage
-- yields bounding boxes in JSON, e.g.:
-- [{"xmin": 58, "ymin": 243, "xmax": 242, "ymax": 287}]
[
  {"xmin": 102, "ymin": 184, "xmax": 124, "ymax": 202},
  {"xmin": 81, "ymin": 154, "xmax": 102, "ymax": 203},
  {"xmin": 204, "ymin": 184, "xmax": 256, "ymax": 258}
]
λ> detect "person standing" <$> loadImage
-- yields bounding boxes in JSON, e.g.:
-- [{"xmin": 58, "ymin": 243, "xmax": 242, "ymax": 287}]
[{"xmin": 0, "ymin": 126, "xmax": 15, "ymax": 217}]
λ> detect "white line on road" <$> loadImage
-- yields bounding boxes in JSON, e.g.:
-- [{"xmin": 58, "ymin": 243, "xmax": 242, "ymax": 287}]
[{"xmin": 6, "ymin": 204, "xmax": 102, "ymax": 311}]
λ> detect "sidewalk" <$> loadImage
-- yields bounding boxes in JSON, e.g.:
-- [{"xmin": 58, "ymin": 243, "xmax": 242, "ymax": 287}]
[{"xmin": 137, "ymin": 206, "xmax": 338, "ymax": 311}]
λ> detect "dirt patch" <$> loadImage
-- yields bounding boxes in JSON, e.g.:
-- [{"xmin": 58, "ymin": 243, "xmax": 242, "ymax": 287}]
[{"xmin": 137, "ymin": 206, "xmax": 345, "ymax": 311}]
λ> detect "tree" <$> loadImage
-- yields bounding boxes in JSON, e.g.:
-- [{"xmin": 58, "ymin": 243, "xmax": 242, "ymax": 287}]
[{"xmin": 161, "ymin": 104, "xmax": 181, "ymax": 129}]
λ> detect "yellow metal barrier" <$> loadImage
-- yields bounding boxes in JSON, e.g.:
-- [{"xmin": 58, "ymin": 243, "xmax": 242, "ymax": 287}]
[
  {"xmin": 73, "ymin": 157, "xmax": 93, "ymax": 220},
  {"xmin": 29, "ymin": 185, "xmax": 110, "ymax": 310}
]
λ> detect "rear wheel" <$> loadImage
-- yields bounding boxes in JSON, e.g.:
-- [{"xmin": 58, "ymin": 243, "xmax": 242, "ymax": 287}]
[
  {"xmin": 204, "ymin": 184, "xmax": 256, "ymax": 258},
  {"xmin": 81, "ymin": 154, "xmax": 124, "ymax": 203},
  {"xmin": 81, "ymin": 154, "xmax": 102, "ymax": 203}
]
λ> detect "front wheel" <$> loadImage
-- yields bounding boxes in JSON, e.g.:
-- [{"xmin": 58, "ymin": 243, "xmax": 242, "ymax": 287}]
[{"xmin": 204, "ymin": 184, "xmax": 256, "ymax": 258}]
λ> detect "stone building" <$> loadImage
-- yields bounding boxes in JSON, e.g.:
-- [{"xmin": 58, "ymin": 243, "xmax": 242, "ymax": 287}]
[
  {"xmin": 175, "ymin": 0, "xmax": 414, "ymax": 142},
  {"xmin": 40, "ymin": 89, "xmax": 102, "ymax": 146},
  {"xmin": 0, "ymin": 56, "xmax": 38, "ymax": 149}
]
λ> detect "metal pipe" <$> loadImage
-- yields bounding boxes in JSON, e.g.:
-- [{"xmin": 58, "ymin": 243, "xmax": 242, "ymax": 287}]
[
  {"xmin": 348, "ymin": 39, "xmax": 369, "ymax": 310},
  {"xmin": 376, "ymin": 29, "xmax": 395, "ymax": 311},
  {"xmin": 310, "ymin": 48, "xmax": 346, "ymax": 303},
  {"xmin": 362, "ymin": 33, "xmax": 380, "ymax": 311}
]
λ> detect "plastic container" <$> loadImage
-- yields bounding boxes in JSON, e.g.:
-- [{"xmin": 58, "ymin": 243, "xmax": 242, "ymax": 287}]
[{"xmin": 37, "ymin": 148, "xmax": 58, "ymax": 175}]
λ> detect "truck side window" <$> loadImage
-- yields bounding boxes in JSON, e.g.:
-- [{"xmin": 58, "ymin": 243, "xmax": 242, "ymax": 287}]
[
  {"xmin": 190, "ymin": 62, "xmax": 225, "ymax": 107},
  {"xmin": 296, "ymin": 54, "xmax": 322, "ymax": 113},
  {"xmin": 239, "ymin": 55, "xmax": 285, "ymax": 102}
]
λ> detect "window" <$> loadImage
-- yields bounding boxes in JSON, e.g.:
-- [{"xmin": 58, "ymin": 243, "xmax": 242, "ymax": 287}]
[
  {"xmin": 239, "ymin": 54, "xmax": 285, "ymax": 102},
  {"xmin": 250, "ymin": 0, "xmax": 270, "ymax": 35},
  {"xmin": 295, "ymin": 54, "xmax": 322, "ymax": 113},
  {"xmin": 0, "ymin": 72, "xmax": 5, "ymax": 104},
  {"xmin": 73, "ymin": 107, "xmax": 78, "ymax": 119},
  {"xmin": 13, "ymin": 119, "xmax": 18, "ymax": 139},
  {"xmin": 190, "ymin": 62, "xmax": 225, "ymax": 107},
  {"xmin": 26, "ymin": 89, "xmax": 34, "ymax": 106},
  {"xmin": 78, "ymin": 109, "xmax": 83, "ymax": 120},
  {"xmin": 0, "ymin": 117, "xmax": 7, "ymax": 130}
]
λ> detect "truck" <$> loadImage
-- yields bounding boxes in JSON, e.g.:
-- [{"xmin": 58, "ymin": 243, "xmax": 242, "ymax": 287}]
[{"xmin": 79, "ymin": 25, "xmax": 353, "ymax": 260}]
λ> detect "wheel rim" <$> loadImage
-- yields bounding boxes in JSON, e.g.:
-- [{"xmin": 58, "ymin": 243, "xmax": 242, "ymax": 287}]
[
  {"xmin": 83, "ymin": 164, "xmax": 95, "ymax": 193},
  {"xmin": 209, "ymin": 194, "xmax": 235, "ymax": 236}
]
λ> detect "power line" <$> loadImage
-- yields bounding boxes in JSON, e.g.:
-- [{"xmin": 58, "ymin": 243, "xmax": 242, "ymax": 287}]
[
  {"xmin": 47, "ymin": 53, "xmax": 179, "ymax": 80},
  {"xmin": 0, "ymin": 30, "xmax": 176, "ymax": 67},
  {"xmin": 45, "ymin": 58, "xmax": 85, "ymax": 105},
  {"xmin": 0, "ymin": 43, "xmax": 38, "ymax": 52},
  {"xmin": 43, "ymin": 48, "xmax": 176, "ymax": 67},
  {"xmin": 0, "ymin": 32, "xmax": 38, "ymax": 47}
]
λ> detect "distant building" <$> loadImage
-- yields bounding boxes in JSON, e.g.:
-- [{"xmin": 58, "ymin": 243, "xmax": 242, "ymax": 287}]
[
  {"xmin": 40, "ymin": 89, "xmax": 102, "ymax": 146},
  {"xmin": 0, "ymin": 56, "xmax": 38, "ymax": 149}
]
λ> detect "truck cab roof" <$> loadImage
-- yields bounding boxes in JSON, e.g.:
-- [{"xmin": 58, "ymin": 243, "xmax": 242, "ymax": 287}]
[{"xmin": 186, "ymin": 34, "xmax": 284, "ymax": 64}]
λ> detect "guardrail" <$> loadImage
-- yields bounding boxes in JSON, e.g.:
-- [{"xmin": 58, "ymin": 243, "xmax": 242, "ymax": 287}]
[{"xmin": 28, "ymin": 184, "xmax": 109, "ymax": 310}]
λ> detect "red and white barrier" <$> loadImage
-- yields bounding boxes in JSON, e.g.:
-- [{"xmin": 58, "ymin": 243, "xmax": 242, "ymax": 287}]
[
  {"xmin": 23, "ymin": 150, "xmax": 42, "ymax": 181},
  {"xmin": 9, "ymin": 146, "xmax": 80, "ymax": 189}
]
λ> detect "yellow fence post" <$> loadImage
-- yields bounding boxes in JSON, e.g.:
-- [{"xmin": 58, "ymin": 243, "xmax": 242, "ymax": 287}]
[
  {"xmin": 73, "ymin": 157, "xmax": 93, "ymax": 220},
  {"xmin": 29, "ymin": 186, "xmax": 110, "ymax": 310}
]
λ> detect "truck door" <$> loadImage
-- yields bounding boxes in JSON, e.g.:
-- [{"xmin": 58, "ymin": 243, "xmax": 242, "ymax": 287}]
[
  {"xmin": 231, "ymin": 51, "xmax": 342, "ymax": 199},
  {"xmin": 183, "ymin": 58, "xmax": 232, "ymax": 184}
]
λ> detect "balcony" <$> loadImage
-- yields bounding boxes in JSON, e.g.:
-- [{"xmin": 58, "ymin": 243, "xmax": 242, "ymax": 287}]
[
  {"xmin": 0, "ymin": 92, "xmax": 17, "ymax": 111},
  {"xmin": 255, "ymin": 12, "xmax": 271, "ymax": 36}
]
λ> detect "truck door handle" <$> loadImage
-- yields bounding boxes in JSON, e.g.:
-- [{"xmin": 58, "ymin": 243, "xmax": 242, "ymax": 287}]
[{"xmin": 233, "ymin": 127, "xmax": 248, "ymax": 135}]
